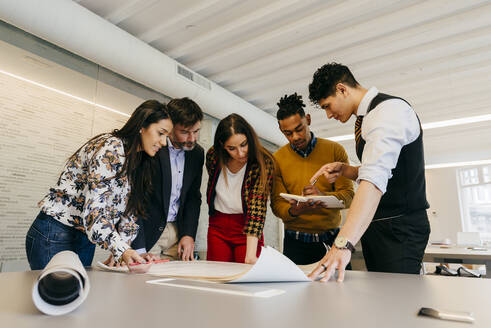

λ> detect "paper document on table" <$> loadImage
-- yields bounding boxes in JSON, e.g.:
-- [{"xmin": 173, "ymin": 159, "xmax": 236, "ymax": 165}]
[
  {"xmin": 229, "ymin": 246, "xmax": 310, "ymax": 283},
  {"xmin": 136, "ymin": 246, "xmax": 310, "ymax": 283},
  {"xmin": 147, "ymin": 260, "xmax": 251, "ymax": 282},
  {"xmin": 96, "ymin": 262, "xmax": 129, "ymax": 272},
  {"xmin": 95, "ymin": 259, "xmax": 170, "ymax": 273},
  {"xmin": 146, "ymin": 278, "xmax": 286, "ymax": 298},
  {"xmin": 280, "ymin": 193, "xmax": 344, "ymax": 208}
]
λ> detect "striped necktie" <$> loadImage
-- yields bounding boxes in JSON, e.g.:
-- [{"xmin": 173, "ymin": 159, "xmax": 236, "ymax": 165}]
[{"xmin": 354, "ymin": 115, "xmax": 363, "ymax": 146}]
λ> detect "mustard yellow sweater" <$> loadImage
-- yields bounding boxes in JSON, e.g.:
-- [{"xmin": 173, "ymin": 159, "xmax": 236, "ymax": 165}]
[{"xmin": 271, "ymin": 138, "xmax": 354, "ymax": 233}]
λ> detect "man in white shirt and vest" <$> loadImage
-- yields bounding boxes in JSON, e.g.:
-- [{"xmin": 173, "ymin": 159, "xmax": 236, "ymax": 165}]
[{"xmin": 307, "ymin": 63, "xmax": 430, "ymax": 282}]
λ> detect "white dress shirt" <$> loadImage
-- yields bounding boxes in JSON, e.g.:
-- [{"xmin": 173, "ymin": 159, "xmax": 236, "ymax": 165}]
[
  {"xmin": 136, "ymin": 139, "xmax": 185, "ymax": 254},
  {"xmin": 356, "ymin": 87, "xmax": 421, "ymax": 194},
  {"xmin": 166, "ymin": 139, "xmax": 185, "ymax": 223}
]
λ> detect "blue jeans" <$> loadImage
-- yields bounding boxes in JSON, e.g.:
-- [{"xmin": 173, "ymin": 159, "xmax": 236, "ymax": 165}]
[{"xmin": 25, "ymin": 211, "xmax": 95, "ymax": 270}]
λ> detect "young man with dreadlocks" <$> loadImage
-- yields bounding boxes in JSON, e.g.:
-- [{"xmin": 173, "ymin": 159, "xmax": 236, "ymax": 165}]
[{"xmin": 271, "ymin": 93, "xmax": 354, "ymax": 265}]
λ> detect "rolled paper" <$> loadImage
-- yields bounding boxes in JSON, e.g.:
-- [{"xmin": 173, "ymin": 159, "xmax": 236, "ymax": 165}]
[{"xmin": 32, "ymin": 251, "xmax": 90, "ymax": 315}]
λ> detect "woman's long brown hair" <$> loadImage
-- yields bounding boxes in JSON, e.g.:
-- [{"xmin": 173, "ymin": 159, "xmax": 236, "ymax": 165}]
[
  {"xmin": 213, "ymin": 113, "xmax": 274, "ymax": 193},
  {"xmin": 66, "ymin": 100, "xmax": 170, "ymax": 218}
]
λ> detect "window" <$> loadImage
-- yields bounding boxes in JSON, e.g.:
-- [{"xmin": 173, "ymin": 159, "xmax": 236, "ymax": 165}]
[{"xmin": 457, "ymin": 165, "xmax": 491, "ymax": 242}]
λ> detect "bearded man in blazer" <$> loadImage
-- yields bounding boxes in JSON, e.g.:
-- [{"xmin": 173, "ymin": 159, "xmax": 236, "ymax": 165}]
[{"xmin": 132, "ymin": 97, "xmax": 205, "ymax": 261}]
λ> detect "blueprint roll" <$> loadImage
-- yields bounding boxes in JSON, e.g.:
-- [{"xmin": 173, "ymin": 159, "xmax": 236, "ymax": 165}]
[{"xmin": 32, "ymin": 251, "xmax": 90, "ymax": 315}]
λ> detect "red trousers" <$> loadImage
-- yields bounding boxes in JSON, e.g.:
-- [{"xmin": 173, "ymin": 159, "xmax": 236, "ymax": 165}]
[{"xmin": 207, "ymin": 211, "xmax": 263, "ymax": 263}]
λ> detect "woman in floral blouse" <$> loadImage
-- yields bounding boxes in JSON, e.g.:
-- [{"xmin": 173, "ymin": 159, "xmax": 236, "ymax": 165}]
[
  {"xmin": 206, "ymin": 114, "xmax": 274, "ymax": 264},
  {"xmin": 26, "ymin": 100, "xmax": 173, "ymax": 272}
]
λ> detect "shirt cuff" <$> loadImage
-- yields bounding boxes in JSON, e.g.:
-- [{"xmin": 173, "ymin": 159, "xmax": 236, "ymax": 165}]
[
  {"xmin": 108, "ymin": 232, "xmax": 131, "ymax": 261},
  {"xmin": 135, "ymin": 248, "xmax": 147, "ymax": 255},
  {"xmin": 357, "ymin": 165, "xmax": 390, "ymax": 194}
]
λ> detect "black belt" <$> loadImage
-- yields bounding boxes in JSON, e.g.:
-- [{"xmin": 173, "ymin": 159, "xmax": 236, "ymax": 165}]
[{"xmin": 285, "ymin": 228, "xmax": 339, "ymax": 243}]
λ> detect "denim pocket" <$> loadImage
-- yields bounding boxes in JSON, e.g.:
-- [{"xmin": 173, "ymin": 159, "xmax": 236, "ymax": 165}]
[
  {"xmin": 48, "ymin": 219, "xmax": 73, "ymax": 243},
  {"xmin": 25, "ymin": 228, "xmax": 51, "ymax": 270},
  {"xmin": 30, "ymin": 215, "xmax": 50, "ymax": 240}
]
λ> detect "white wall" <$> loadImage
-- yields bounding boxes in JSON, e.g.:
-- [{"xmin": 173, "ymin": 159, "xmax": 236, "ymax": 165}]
[{"xmin": 425, "ymin": 167, "xmax": 463, "ymax": 243}]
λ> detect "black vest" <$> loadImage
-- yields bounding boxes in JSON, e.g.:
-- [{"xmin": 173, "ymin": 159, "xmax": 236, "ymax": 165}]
[{"xmin": 356, "ymin": 93, "xmax": 429, "ymax": 219}]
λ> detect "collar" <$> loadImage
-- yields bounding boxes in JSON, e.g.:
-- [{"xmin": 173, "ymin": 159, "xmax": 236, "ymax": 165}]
[
  {"xmin": 291, "ymin": 132, "xmax": 317, "ymax": 158},
  {"xmin": 356, "ymin": 86, "xmax": 379, "ymax": 117},
  {"xmin": 167, "ymin": 138, "xmax": 184, "ymax": 154}
]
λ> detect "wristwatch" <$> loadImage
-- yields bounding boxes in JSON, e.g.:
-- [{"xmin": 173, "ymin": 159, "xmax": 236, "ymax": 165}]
[{"xmin": 334, "ymin": 236, "xmax": 355, "ymax": 253}]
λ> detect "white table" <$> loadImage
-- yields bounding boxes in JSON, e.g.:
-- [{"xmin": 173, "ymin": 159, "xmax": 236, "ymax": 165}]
[
  {"xmin": 1, "ymin": 269, "xmax": 491, "ymax": 327},
  {"xmin": 424, "ymin": 245, "xmax": 491, "ymax": 277}
]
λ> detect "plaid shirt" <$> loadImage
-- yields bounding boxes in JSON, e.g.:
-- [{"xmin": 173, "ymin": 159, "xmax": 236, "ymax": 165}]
[{"xmin": 206, "ymin": 147, "xmax": 274, "ymax": 238}]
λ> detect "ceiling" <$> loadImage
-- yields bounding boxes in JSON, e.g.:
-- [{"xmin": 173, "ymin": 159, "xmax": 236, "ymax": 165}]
[{"xmin": 74, "ymin": 0, "xmax": 491, "ymax": 165}]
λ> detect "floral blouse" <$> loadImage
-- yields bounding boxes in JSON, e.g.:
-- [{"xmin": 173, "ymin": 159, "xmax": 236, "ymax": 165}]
[{"xmin": 38, "ymin": 134, "xmax": 139, "ymax": 260}]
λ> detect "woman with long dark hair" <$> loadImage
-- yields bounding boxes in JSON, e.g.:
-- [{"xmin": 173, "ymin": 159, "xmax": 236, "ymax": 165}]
[
  {"xmin": 25, "ymin": 100, "xmax": 172, "ymax": 272},
  {"xmin": 206, "ymin": 114, "xmax": 274, "ymax": 264}
]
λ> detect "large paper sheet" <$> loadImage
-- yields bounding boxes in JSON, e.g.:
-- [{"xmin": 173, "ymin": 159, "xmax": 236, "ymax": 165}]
[
  {"xmin": 280, "ymin": 193, "xmax": 344, "ymax": 208},
  {"xmin": 32, "ymin": 251, "xmax": 90, "ymax": 316},
  {"xmin": 96, "ymin": 261, "xmax": 130, "ymax": 273},
  {"xmin": 96, "ymin": 260, "xmax": 251, "ymax": 280},
  {"xmin": 229, "ymin": 246, "xmax": 311, "ymax": 283},
  {"xmin": 146, "ymin": 278, "xmax": 286, "ymax": 298},
  {"xmin": 147, "ymin": 261, "xmax": 251, "ymax": 281},
  {"xmin": 96, "ymin": 246, "xmax": 312, "ymax": 283}
]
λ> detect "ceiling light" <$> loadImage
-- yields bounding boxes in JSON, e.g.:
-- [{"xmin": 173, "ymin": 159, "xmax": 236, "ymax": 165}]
[
  {"xmin": 425, "ymin": 159, "xmax": 491, "ymax": 169},
  {"xmin": 329, "ymin": 134, "xmax": 353, "ymax": 142},
  {"xmin": 422, "ymin": 115, "xmax": 491, "ymax": 129},
  {"xmin": 0, "ymin": 69, "xmax": 130, "ymax": 117},
  {"xmin": 327, "ymin": 114, "xmax": 491, "ymax": 142}
]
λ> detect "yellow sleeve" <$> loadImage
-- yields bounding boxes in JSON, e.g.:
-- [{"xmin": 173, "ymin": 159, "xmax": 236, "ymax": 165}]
[{"xmin": 270, "ymin": 158, "xmax": 297, "ymax": 224}]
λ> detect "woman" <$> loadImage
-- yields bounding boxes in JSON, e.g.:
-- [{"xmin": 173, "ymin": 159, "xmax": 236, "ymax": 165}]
[
  {"xmin": 206, "ymin": 114, "xmax": 274, "ymax": 264},
  {"xmin": 25, "ymin": 100, "xmax": 172, "ymax": 273}
]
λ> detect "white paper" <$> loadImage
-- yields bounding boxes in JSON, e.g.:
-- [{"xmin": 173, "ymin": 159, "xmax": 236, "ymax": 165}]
[
  {"xmin": 125, "ymin": 247, "xmax": 312, "ymax": 283},
  {"xmin": 147, "ymin": 260, "xmax": 251, "ymax": 280},
  {"xmin": 97, "ymin": 259, "xmax": 252, "ymax": 279},
  {"xmin": 96, "ymin": 261, "xmax": 129, "ymax": 273},
  {"xmin": 146, "ymin": 278, "xmax": 285, "ymax": 298},
  {"xmin": 96, "ymin": 246, "xmax": 313, "ymax": 284},
  {"xmin": 280, "ymin": 193, "xmax": 344, "ymax": 208},
  {"xmin": 229, "ymin": 246, "xmax": 311, "ymax": 283},
  {"xmin": 32, "ymin": 251, "xmax": 90, "ymax": 316}
]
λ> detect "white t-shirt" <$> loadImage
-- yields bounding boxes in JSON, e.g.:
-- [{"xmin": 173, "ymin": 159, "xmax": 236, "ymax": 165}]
[{"xmin": 214, "ymin": 164, "xmax": 247, "ymax": 214}]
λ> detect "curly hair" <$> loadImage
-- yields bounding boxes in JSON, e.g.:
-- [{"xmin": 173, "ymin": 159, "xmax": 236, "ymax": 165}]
[
  {"xmin": 276, "ymin": 92, "xmax": 306, "ymax": 121},
  {"xmin": 308, "ymin": 62, "xmax": 359, "ymax": 105}
]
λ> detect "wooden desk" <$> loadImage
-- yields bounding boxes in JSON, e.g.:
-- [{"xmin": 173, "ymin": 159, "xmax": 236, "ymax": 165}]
[
  {"xmin": 424, "ymin": 245, "xmax": 491, "ymax": 277},
  {"xmin": 1, "ymin": 269, "xmax": 490, "ymax": 327}
]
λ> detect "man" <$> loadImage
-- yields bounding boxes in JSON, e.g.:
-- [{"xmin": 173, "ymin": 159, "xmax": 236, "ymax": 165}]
[
  {"xmin": 132, "ymin": 97, "xmax": 204, "ymax": 261},
  {"xmin": 308, "ymin": 63, "xmax": 430, "ymax": 282},
  {"xmin": 271, "ymin": 93, "xmax": 354, "ymax": 265}
]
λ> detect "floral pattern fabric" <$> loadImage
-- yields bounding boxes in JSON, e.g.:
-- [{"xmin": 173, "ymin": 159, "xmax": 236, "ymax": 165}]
[{"xmin": 38, "ymin": 134, "xmax": 138, "ymax": 260}]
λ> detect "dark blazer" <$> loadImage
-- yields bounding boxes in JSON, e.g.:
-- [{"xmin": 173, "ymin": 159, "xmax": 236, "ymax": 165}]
[{"xmin": 132, "ymin": 144, "xmax": 204, "ymax": 251}]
